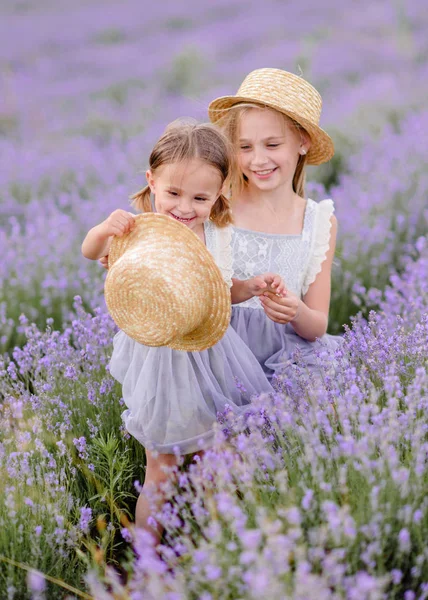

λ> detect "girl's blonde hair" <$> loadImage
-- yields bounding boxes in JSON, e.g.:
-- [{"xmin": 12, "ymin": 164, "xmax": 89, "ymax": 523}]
[
  {"xmin": 131, "ymin": 120, "xmax": 233, "ymax": 227},
  {"xmin": 217, "ymin": 104, "xmax": 308, "ymax": 201}
]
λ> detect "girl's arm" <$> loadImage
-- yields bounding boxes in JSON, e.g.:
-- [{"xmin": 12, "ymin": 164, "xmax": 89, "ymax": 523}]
[
  {"xmin": 260, "ymin": 215, "xmax": 337, "ymax": 341},
  {"xmin": 81, "ymin": 222, "xmax": 112, "ymax": 260},
  {"xmin": 231, "ymin": 273, "xmax": 286, "ymax": 304},
  {"xmin": 81, "ymin": 210, "xmax": 136, "ymax": 261}
]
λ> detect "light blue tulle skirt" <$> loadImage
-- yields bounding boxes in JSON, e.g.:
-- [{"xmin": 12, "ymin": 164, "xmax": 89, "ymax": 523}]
[
  {"xmin": 109, "ymin": 325, "xmax": 273, "ymax": 455},
  {"xmin": 231, "ymin": 306, "xmax": 342, "ymax": 382}
]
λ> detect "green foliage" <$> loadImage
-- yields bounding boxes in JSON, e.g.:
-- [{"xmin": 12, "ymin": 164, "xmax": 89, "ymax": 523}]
[
  {"xmin": 163, "ymin": 47, "xmax": 210, "ymax": 95},
  {"xmin": 94, "ymin": 28, "xmax": 126, "ymax": 45}
]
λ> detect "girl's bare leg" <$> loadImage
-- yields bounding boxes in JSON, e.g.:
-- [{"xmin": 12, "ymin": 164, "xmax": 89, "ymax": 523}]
[
  {"xmin": 135, "ymin": 449, "xmax": 206, "ymax": 545},
  {"xmin": 135, "ymin": 450, "xmax": 178, "ymax": 544}
]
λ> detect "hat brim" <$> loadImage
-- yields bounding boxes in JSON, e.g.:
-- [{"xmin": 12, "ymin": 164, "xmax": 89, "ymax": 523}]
[
  {"xmin": 106, "ymin": 213, "xmax": 231, "ymax": 352},
  {"xmin": 208, "ymin": 95, "xmax": 334, "ymax": 166}
]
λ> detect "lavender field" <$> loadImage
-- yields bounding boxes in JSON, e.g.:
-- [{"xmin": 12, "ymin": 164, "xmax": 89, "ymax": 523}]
[{"xmin": 1, "ymin": 1, "xmax": 428, "ymax": 598}]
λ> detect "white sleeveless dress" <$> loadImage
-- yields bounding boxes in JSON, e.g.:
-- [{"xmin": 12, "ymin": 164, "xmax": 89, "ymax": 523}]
[
  {"xmin": 109, "ymin": 220, "xmax": 273, "ymax": 455},
  {"xmin": 230, "ymin": 199, "xmax": 341, "ymax": 381}
]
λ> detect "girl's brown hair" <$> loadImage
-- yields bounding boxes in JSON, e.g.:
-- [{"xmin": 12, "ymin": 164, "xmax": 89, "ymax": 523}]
[
  {"xmin": 217, "ymin": 104, "xmax": 308, "ymax": 200},
  {"xmin": 131, "ymin": 120, "xmax": 233, "ymax": 227}
]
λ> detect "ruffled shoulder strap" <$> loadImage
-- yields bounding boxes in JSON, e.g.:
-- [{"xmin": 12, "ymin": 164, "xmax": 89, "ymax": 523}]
[
  {"xmin": 301, "ymin": 199, "xmax": 335, "ymax": 296},
  {"xmin": 216, "ymin": 225, "xmax": 233, "ymax": 288},
  {"xmin": 204, "ymin": 220, "xmax": 233, "ymax": 288}
]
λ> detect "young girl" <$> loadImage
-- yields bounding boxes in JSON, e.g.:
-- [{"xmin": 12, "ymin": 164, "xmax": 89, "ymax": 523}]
[
  {"xmin": 81, "ymin": 121, "xmax": 281, "ymax": 543},
  {"xmin": 208, "ymin": 68, "xmax": 340, "ymax": 382}
]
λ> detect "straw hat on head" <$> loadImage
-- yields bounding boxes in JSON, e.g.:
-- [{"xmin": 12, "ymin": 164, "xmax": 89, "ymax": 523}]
[
  {"xmin": 105, "ymin": 213, "xmax": 231, "ymax": 352},
  {"xmin": 208, "ymin": 68, "xmax": 334, "ymax": 165}
]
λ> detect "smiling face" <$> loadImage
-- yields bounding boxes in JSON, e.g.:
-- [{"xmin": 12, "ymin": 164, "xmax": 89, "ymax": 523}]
[
  {"xmin": 237, "ymin": 107, "xmax": 309, "ymax": 194},
  {"xmin": 146, "ymin": 158, "xmax": 223, "ymax": 237}
]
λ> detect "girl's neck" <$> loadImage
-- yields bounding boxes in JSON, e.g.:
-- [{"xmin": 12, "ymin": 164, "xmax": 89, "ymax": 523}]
[
  {"xmin": 234, "ymin": 183, "xmax": 307, "ymax": 234},
  {"xmin": 195, "ymin": 222, "xmax": 206, "ymax": 244},
  {"xmin": 242, "ymin": 184, "xmax": 301, "ymax": 212}
]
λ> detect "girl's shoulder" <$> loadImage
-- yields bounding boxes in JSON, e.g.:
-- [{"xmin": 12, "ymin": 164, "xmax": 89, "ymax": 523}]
[
  {"xmin": 301, "ymin": 199, "xmax": 336, "ymax": 296},
  {"xmin": 318, "ymin": 198, "xmax": 337, "ymax": 229},
  {"xmin": 306, "ymin": 197, "xmax": 336, "ymax": 239},
  {"xmin": 307, "ymin": 197, "xmax": 335, "ymax": 214},
  {"xmin": 205, "ymin": 219, "xmax": 233, "ymax": 231},
  {"xmin": 305, "ymin": 198, "xmax": 336, "ymax": 232},
  {"xmin": 204, "ymin": 220, "xmax": 233, "ymax": 250}
]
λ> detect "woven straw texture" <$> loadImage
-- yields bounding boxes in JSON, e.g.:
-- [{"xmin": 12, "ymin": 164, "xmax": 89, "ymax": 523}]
[
  {"xmin": 208, "ymin": 68, "xmax": 334, "ymax": 165},
  {"xmin": 105, "ymin": 213, "xmax": 231, "ymax": 351}
]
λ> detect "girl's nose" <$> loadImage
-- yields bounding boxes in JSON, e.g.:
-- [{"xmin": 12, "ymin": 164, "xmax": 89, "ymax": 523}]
[
  {"xmin": 178, "ymin": 197, "xmax": 194, "ymax": 214},
  {"xmin": 251, "ymin": 146, "xmax": 269, "ymax": 166}
]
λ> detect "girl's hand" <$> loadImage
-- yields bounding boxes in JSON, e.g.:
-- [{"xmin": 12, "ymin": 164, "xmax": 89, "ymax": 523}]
[
  {"xmin": 260, "ymin": 289, "xmax": 301, "ymax": 324},
  {"xmin": 261, "ymin": 273, "xmax": 287, "ymax": 297},
  {"xmin": 99, "ymin": 255, "xmax": 109, "ymax": 270},
  {"xmin": 246, "ymin": 273, "xmax": 286, "ymax": 298},
  {"xmin": 102, "ymin": 210, "xmax": 136, "ymax": 237}
]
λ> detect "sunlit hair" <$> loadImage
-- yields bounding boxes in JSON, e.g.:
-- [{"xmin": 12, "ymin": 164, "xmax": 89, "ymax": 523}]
[
  {"xmin": 131, "ymin": 120, "xmax": 233, "ymax": 227},
  {"xmin": 215, "ymin": 103, "xmax": 308, "ymax": 200}
]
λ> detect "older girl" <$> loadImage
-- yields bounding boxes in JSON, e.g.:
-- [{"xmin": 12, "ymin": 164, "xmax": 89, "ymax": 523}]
[{"xmin": 209, "ymin": 68, "xmax": 340, "ymax": 381}]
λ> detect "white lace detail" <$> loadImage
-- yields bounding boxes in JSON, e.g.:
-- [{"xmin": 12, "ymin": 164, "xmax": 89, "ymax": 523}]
[
  {"xmin": 231, "ymin": 231, "xmax": 304, "ymax": 309},
  {"xmin": 204, "ymin": 221, "xmax": 233, "ymax": 288},
  {"xmin": 301, "ymin": 199, "xmax": 335, "ymax": 296},
  {"xmin": 216, "ymin": 225, "xmax": 233, "ymax": 288}
]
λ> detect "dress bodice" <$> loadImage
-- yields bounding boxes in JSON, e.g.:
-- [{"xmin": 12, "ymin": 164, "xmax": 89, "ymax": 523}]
[
  {"xmin": 231, "ymin": 199, "xmax": 335, "ymax": 308},
  {"xmin": 204, "ymin": 220, "xmax": 233, "ymax": 288}
]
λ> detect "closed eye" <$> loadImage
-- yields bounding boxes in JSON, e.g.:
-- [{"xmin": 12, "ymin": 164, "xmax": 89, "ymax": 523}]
[
  {"xmin": 267, "ymin": 143, "xmax": 280, "ymax": 148},
  {"xmin": 195, "ymin": 197, "xmax": 207, "ymax": 202},
  {"xmin": 239, "ymin": 145, "xmax": 251, "ymax": 150},
  {"xmin": 167, "ymin": 190, "xmax": 178, "ymax": 196}
]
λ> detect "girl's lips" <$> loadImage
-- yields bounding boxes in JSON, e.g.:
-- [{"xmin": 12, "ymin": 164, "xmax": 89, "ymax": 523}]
[
  {"xmin": 169, "ymin": 212, "xmax": 196, "ymax": 223},
  {"xmin": 251, "ymin": 167, "xmax": 278, "ymax": 180}
]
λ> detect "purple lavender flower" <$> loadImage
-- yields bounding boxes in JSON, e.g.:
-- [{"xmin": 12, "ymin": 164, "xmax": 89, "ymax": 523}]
[
  {"xmin": 27, "ymin": 570, "xmax": 46, "ymax": 593},
  {"xmin": 79, "ymin": 506, "xmax": 93, "ymax": 534}
]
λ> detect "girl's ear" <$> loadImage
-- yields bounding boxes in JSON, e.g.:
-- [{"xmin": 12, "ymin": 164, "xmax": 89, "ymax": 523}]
[
  {"xmin": 299, "ymin": 130, "xmax": 311, "ymax": 155},
  {"xmin": 146, "ymin": 169, "xmax": 156, "ymax": 193}
]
